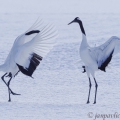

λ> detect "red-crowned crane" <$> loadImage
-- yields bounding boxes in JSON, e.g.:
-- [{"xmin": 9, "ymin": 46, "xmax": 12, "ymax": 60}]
[
  {"xmin": 0, "ymin": 19, "xmax": 58, "ymax": 102},
  {"xmin": 68, "ymin": 17, "xmax": 120, "ymax": 104}
]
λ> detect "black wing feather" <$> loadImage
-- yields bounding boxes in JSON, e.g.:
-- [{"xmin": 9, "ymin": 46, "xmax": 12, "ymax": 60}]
[
  {"xmin": 16, "ymin": 53, "xmax": 42, "ymax": 77},
  {"xmin": 98, "ymin": 50, "xmax": 114, "ymax": 72},
  {"xmin": 25, "ymin": 30, "xmax": 40, "ymax": 35}
]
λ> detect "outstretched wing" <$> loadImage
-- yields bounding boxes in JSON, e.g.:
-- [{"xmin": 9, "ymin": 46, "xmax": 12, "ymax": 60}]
[
  {"xmin": 14, "ymin": 19, "xmax": 58, "ymax": 77},
  {"xmin": 5, "ymin": 19, "xmax": 44, "ymax": 64},
  {"xmin": 14, "ymin": 19, "xmax": 44, "ymax": 46},
  {"xmin": 90, "ymin": 36, "xmax": 120, "ymax": 72}
]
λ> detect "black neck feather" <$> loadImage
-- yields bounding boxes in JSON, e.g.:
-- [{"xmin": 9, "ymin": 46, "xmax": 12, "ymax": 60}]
[{"xmin": 78, "ymin": 21, "xmax": 86, "ymax": 35}]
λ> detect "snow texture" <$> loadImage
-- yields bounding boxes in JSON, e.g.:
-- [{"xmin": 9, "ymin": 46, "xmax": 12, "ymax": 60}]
[{"xmin": 0, "ymin": 0, "xmax": 120, "ymax": 120}]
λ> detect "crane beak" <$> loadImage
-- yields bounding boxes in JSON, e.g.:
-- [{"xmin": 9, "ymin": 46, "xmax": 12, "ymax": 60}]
[{"xmin": 68, "ymin": 20, "xmax": 74, "ymax": 25}]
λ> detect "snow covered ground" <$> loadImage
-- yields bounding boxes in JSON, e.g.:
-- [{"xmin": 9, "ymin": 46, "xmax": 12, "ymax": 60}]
[{"xmin": 0, "ymin": 0, "xmax": 120, "ymax": 120}]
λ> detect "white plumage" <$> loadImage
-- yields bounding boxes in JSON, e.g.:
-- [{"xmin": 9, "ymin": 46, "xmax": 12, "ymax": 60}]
[
  {"xmin": 0, "ymin": 19, "xmax": 58, "ymax": 102},
  {"xmin": 87, "ymin": 36, "xmax": 120, "ymax": 72},
  {"xmin": 68, "ymin": 17, "xmax": 120, "ymax": 104}
]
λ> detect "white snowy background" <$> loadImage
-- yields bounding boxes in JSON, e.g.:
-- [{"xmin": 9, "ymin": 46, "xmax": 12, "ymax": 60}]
[{"xmin": 0, "ymin": 0, "xmax": 120, "ymax": 120}]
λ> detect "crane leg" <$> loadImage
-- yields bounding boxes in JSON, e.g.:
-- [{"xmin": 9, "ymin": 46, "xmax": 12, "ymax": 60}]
[
  {"xmin": 87, "ymin": 78, "xmax": 92, "ymax": 104},
  {"xmin": 82, "ymin": 66, "xmax": 86, "ymax": 73},
  {"xmin": 8, "ymin": 77, "xmax": 12, "ymax": 102},
  {"xmin": 93, "ymin": 78, "xmax": 98, "ymax": 104},
  {"xmin": 1, "ymin": 73, "xmax": 20, "ymax": 98}
]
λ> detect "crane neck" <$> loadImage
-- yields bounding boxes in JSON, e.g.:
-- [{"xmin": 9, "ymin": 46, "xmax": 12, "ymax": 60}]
[
  {"xmin": 77, "ymin": 20, "xmax": 89, "ymax": 48},
  {"xmin": 78, "ymin": 20, "xmax": 86, "ymax": 36},
  {"xmin": 80, "ymin": 34, "xmax": 89, "ymax": 49}
]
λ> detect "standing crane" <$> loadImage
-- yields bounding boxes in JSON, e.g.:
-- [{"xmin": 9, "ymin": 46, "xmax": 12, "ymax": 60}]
[
  {"xmin": 68, "ymin": 17, "xmax": 120, "ymax": 104},
  {"xmin": 0, "ymin": 19, "xmax": 57, "ymax": 102}
]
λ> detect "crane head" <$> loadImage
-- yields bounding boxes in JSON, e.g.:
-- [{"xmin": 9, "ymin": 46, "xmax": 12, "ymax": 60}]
[{"xmin": 68, "ymin": 17, "xmax": 81, "ymax": 25}]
